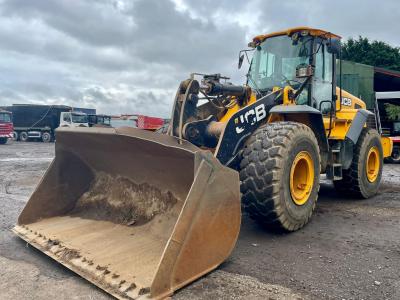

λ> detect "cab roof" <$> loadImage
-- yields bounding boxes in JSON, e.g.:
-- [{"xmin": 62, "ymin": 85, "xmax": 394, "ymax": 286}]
[{"xmin": 252, "ymin": 27, "xmax": 341, "ymax": 45}]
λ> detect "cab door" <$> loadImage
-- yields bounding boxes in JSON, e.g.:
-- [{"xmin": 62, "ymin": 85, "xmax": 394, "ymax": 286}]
[{"xmin": 312, "ymin": 41, "xmax": 334, "ymax": 115}]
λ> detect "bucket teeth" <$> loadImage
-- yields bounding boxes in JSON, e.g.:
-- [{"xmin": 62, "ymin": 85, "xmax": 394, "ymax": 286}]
[
  {"xmin": 15, "ymin": 224, "xmax": 146, "ymax": 299},
  {"xmin": 125, "ymin": 283, "xmax": 137, "ymax": 293}
]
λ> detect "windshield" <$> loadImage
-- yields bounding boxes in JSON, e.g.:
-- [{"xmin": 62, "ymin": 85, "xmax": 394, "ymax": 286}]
[
  {"xmin": 248, "ymin": 35, "xmax": 312, "ymax": 92},
  {"xmin": 72, "ymin": 114, "xmax": 88, "ymax": 123},
  {"xmin": 103, "ymin": 117, "xmax": 111, "ymax": 125},
  {"xmin": 0, "ymin": 113, "xmax": 11, "ymax": 123}
]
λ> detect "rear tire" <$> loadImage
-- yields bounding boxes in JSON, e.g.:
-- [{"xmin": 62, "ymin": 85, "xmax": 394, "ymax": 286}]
[
  {"xmin": 240, "ymin": 122, "xmax": 320, "ymax": 231},
  {"xmin": 41, "ymin": 132, "xmax": 52, "ymax": 143},
  {"xmin": 19, "ymin": 131, "xmax": 29, "ymax": 142},
  {"xmin": 0, "ymin": 137, "xmax": 7, "ymax": 144},
  {"xmin": 334, "ymin": 128, "xmax": 383, "ymax": 198}
]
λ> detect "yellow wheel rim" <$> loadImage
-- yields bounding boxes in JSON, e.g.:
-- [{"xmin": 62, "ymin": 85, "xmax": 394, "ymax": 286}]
[
  {"xmin": 290, "ymin": 151, "xmax": 314, "ymax": 206},
  {"xmin": 366, "ymin": 146, "xmax": 380, "ymax": 183}
]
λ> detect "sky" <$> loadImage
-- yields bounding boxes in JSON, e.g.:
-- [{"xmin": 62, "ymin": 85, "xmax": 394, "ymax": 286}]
[{"xmin": 0, "ymin": 0, "xmax": 399, "ymax": 117}]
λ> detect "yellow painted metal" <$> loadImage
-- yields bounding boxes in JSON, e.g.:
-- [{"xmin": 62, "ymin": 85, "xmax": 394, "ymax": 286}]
[
  {"xmin": 323, "ymin": 88, "xmax": 367, "ymax": 140},
  {"xmin": 381, "ymin": 137, "xmax": 393, "ymax": 158},
  {"xmin": 323, "ymin": 111, "xmax": 356, "ymax": 140},
  {"xmin": 219, "ymin": 92, "xmax": 257, "ymax": 123},
  {"xmin": 366, "ymin": 146, "xmax": 380, "ymax": 183},
  {"xmin": 13, "ymin": 127, "xmax": 241, "ymax": 300},
  {"xmin": 252, "ymin": 27, "xmax": 341, "ymax": 44},
  {"xmin": 289, "ymin": 151, "xmax": 315, "ymax": 206},
  {"xmin": 283, "ymin": 86, "xmax": 295, "ymax": 105},
  {"xmin": 267, "ymin": 113, "xmax": 284, "ymax": 123},
  {"xmin": 335, "ymin": 88, "xmax": 366, "ymax": 111}
]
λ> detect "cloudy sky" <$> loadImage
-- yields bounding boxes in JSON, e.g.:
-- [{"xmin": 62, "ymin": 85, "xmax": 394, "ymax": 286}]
[{"xmin": 0, "ymin": 0, "xmax": 399, "ymax": 117}]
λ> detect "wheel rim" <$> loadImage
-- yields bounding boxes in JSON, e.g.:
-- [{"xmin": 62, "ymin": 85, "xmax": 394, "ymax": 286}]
[
  {"xmin": 290, "ymin": 151, "xmax": 314, "ymax": 206},
  {"xmin": 43, "ymin": 133, "xmax": 50, "ymax": 142},
  {"xmin": 366, "ymin": 146, "xmax": 380, "ymax": 182}
]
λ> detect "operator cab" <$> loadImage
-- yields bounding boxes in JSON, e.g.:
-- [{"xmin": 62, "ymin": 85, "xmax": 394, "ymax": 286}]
[{"xmin": 244, "ymin": 27, "xmax": 341, "ymax": 115}]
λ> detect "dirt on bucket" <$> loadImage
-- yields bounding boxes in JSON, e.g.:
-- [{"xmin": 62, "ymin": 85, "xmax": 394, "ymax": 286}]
[{"xmin": 70, "ymin": 172, "xmax": 178, "ymax": 226}]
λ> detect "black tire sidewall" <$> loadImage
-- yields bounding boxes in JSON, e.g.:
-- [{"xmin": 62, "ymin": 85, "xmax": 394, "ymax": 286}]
[
  {"xmin": 389, "ymin": 146, "xmax": 400, "ymax": 163},
  {"xmin": 19, "ymin": 131, "xmax": 28, "ymax": 142},
  {"xmin": 12, "ymin": 131, "xmax": 18, "ymax": 141},
  {"xmin": 42, "ymin": 132, "xmax": 52, "ymax": 143},
  {"xmin": 357, "ymin": 131, "xmax": 383, "ymax": 197},
  {"xmin": 281, "ymin": 135, "xmax": 320, "ymax": 223}
]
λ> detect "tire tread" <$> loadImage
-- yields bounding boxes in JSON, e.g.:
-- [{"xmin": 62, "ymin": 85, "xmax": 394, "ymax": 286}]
[
  {"xmin": 333, "ymin": 128, "xmax": 382, "ymax": 198},
  {"xmin": 240, "ymin": 121, "xmax": 320, "ymax": 231}
]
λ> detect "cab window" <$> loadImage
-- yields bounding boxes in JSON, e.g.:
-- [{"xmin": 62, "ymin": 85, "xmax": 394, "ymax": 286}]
[
  {"xmin": 63, "ymin": 114, "xmax": 71, "ymax": 122},
  {"xmin": 0, "ymin": 113, "xmax": 11, "ymax": 122},
  {"xmin": 313, "ymin": 43, "xmax": 333, "ymax": 114}
]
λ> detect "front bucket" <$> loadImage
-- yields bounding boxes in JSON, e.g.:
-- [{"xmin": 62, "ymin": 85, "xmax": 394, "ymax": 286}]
[{"xmin": 13, "ymin": 127, "xmax": 241, "ymax": 300}]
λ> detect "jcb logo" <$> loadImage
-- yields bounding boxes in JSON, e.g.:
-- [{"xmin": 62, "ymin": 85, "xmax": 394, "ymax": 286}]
[
  {"xmin": 235, "ymin": 104, "xmax": 267, "ymax": 134},
  {"xmin": 341, "ymin": 97, "xmax": 352, "ymax": 106}
]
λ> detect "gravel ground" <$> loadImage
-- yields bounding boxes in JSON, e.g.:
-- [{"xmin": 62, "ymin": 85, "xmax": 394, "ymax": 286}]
[{"xmin": 1, "ymin": 141, "xmax": 399, "ymax": 300}]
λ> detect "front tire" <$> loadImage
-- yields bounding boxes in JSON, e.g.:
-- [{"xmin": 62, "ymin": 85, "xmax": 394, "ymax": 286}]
[
  {"xmin": 12, "ymin": 131, "xmax": 18, "ymax": 141},
  {"xmin": 0, "ymin": 137, "xmax": 7, "ymax": 144},
  {"xmin": 240, "ymin": 122, "xmax": 320, "ymax": 231},
  {"xmin": 334, "ymin": 128, "xmax": 383, "ymax": 198}
]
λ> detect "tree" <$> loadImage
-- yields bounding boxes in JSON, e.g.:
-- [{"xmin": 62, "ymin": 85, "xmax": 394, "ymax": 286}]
[
  {"xmin": 385, "ymin": 103, "xmax": 400, "ymax": 121},
  {"xmin": 342, "ymin": 37, "xmax": 400, "ymax": 71}
]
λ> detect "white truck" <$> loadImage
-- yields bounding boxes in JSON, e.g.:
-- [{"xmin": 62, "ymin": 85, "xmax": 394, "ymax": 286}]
[
  {"xmin": 2, "ymin": 105, "xmax": 94, "ymax": 142},
  {"xmin": 59, "ymin": 111, "xmax": 89, "ymax": 128}
]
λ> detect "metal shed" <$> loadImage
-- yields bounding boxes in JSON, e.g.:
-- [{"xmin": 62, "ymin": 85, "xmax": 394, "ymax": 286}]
[{"xmin": 338, "ymin": 60, "xmax": 400, "ymax": 109}]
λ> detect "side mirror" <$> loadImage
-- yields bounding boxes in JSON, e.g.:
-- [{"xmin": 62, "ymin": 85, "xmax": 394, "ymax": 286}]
[
  {"xmin": 319, "ymin": 100, "xmax": 333, "ymax": 114},
  {"xmin": 238, "ymin": 54, "xmax": 245, "ymax": 69},
  {"xmin": 327, "ymin": 38, "xmax": 341, "ymax": 55}
]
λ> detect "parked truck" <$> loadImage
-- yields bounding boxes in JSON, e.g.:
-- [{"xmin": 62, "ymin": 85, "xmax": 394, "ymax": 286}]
[
  {"xmin": 110, "ymin": 115, "xmax": 137, "ymax": 128},
  {"xmin": 0, "ymin": 109, "xmax": 13, "ymax": 144},
  {"xmin": 109, "ymin": 114, "xmax": 165, "ymax": 130},
  {"xmin": 133, "ymin": 114, "xmax": 165, "ymax": 130},
  {"xmin": 88, "ymin": 114, "xmax": 111, "ymax": 127},
  {"xmin": 3, "ymin": 104, "xmax": 93, "ymax": 142}
]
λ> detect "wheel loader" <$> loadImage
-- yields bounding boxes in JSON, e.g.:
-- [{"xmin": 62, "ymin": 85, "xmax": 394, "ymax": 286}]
[{"xmin": 14, "ymin": 27, "xmax": 393, "ymax": 299}]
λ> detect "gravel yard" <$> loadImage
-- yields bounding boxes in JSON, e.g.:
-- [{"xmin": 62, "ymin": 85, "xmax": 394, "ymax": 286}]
[{"xmin": 1, "ymin": 142, "xmax": 399, "ymax": 300}]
